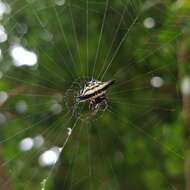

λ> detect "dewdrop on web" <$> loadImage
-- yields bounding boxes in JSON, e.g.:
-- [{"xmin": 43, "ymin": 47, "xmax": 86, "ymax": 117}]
[
  {"xmin": 40, "ymin": 179, "xmax": 47, "ymax": 190},
  {"xmin": 39, "ymin": 146, "xmax": 62, "ymax": 167},
  {"xmin": 67, "ymin": 128, "xmax": 72, "ymax": 136}
]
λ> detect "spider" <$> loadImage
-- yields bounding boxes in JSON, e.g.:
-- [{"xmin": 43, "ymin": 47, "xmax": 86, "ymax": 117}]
[{"xmin": 77, "ymin": 79, "xmax": 115, "ymax": 111}]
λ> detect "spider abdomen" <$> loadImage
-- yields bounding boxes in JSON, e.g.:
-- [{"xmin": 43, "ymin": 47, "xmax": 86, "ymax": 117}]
[{"xmin": 77, "ymin": 79, "xmax": 115, "ymax": 110}]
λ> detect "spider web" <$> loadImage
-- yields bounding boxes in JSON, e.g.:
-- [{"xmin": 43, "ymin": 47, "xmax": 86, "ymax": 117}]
[{"xmin": 0, "ymin": 0, "xmax": 187, "ymax": 189}]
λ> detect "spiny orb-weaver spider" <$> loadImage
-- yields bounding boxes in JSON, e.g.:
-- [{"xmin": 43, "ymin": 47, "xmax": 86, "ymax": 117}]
[{"xmin": 77, "ymin": 79, "xmax": 115, "ymax": 111}]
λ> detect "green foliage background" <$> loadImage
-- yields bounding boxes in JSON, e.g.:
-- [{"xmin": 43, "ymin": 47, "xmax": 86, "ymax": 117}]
[{"xmin": 0, "ymin": 0, "xmax": 190, "ymax": 189}]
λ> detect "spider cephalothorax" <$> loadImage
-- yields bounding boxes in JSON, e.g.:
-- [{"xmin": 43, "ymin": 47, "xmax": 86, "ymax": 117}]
[{"xmin": 77, "ymin": 79, "xmax": 115, "ymax": 111}]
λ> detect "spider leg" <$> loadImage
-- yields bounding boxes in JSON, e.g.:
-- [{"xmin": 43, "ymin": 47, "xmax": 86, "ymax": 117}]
[
  {"xmin": 89, "ymin": 99, "xmax": 96, "ymax": 110},
  {"xmin": 95, "ymin": 95, "xmax": 108, "ymax": 111},
  {"xmin": 99, "ymin": 96, "xmax": 108, "ymax": 111},
  {"xmin": 89, "ymin": 99, "xmax": 101, "ymax": 116},
  {"xmin": 89, "ymin": 94, "xmax": 108, "ymax": 113}
]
